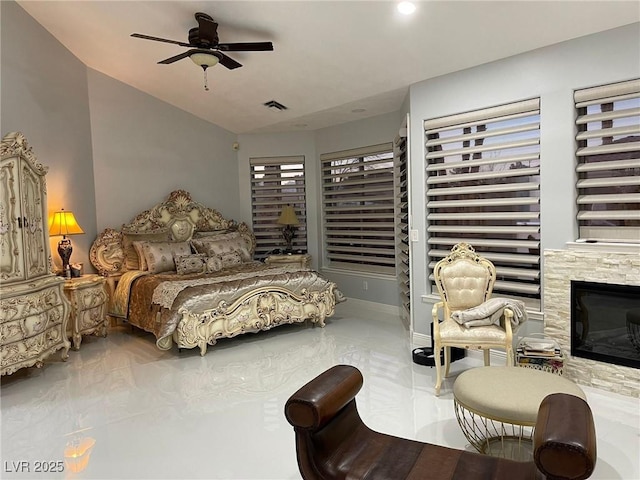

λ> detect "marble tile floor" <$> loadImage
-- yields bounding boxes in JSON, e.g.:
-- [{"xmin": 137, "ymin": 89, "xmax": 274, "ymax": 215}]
[{"xmin": 1, "ymin": 301, "xmax": 639, "ymax": 480}]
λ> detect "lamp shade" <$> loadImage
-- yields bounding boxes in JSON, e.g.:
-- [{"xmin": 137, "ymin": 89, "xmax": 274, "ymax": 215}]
[
  {"xmin": 49, "ymin": 210, "xmax": 84, "ymax": 237},
  {"xmin": 189, "ymin": 52, "xmax": 220, "ymax": 68},
  {"xmin": 277, "ymin": 205, "xmax": 299, "ymax": 226}
]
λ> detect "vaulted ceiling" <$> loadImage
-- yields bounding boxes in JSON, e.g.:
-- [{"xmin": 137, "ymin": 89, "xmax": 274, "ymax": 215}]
[{"xmin": 17, "ymin": 1, "xmax": 640, "ymax": 134}]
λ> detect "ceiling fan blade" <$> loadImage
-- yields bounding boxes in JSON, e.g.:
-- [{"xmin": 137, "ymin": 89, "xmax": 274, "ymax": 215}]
[
  {"xmin": 157, "ymin": 51, "xmax": 193, "ymax": 65},
  {"xmin": 217, "ymin": 52, "xmax": 243, "ymax": 70},
  {"xmin": 131, "ymin": 33, "xmax": 192, "ymax": 48},
  {"xmin": 216, "ymin": 42, "xmax": 274, "ymax": 52}
]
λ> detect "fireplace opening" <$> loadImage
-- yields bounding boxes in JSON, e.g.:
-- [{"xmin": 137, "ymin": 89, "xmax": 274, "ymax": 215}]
[{"xmin": 571, "ymin": 281, "xmax": 640, "ymax": 369}]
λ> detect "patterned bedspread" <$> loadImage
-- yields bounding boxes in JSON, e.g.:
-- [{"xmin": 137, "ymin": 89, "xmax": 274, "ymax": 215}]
[{"xmin": 111, "ymin": 262, "xmax": 344, "ymax": 350}]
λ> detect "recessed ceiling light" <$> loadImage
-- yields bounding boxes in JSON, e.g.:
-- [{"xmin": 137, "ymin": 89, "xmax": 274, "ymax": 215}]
[{"xmin": 397, "ymin": 1, "xmax": 416, "ymax": 15}]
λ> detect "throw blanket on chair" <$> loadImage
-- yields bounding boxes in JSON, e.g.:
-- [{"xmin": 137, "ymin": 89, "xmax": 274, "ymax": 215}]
[{"xmin": 451, "ymin": 297, "xmax": 527, "ymax": 329}]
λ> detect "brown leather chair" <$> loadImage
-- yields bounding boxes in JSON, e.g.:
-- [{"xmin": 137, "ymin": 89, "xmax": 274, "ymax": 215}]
[{"xmin": 285, "ymin": 365, "xmax": 596, "ymax": 480}]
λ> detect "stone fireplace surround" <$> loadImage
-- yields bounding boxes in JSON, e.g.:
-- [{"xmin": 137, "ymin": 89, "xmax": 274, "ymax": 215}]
[{"xmin": 544, "ymin": 244, "xmax": 640, "ymax": 398}]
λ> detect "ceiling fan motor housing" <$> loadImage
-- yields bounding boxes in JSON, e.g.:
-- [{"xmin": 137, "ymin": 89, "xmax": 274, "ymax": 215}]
[{"xmin": 189, "ymin": 26, "xmax": 219, "ymax": 48}]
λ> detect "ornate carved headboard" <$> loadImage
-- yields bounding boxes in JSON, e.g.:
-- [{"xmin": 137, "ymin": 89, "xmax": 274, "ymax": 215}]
[{"xmin": 90, "ymin": 190, "xmax": 255, "ymax": 276}]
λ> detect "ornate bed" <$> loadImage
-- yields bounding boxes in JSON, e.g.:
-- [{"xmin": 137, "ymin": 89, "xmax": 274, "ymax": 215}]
[{"xmin": 90, "ymin": 190, "xmax": 344, "ymax": 356}]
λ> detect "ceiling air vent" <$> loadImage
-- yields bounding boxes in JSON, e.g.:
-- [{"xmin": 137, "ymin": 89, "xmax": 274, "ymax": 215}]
[{"xmin": 264, "ymin": 100, "xmax": 288, "ymax": 111}]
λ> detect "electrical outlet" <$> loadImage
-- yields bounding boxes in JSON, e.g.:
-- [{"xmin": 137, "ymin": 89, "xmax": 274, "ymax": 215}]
[
  {"xmin": 410, "ymin": 229, "xmax": 419, "ymax": 242},
  {"xmin": 363, "ymin": 280, "xmax": 368, "ymax": 291}
]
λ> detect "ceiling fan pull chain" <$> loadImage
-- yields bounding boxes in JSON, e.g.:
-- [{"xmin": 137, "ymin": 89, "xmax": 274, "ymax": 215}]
[{"xmin": 203, "ymin": 67, "xmax": 209, "ymax": 91}]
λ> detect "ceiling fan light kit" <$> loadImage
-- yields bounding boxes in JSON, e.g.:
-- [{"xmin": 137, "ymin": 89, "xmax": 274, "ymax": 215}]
[
  {"xmin": 189, "ymin": 52, "xmax": 220, "ymax": 68},
  {"xmin": 131, "ymin": 12, "xmax": 273, "ymax": 91}
]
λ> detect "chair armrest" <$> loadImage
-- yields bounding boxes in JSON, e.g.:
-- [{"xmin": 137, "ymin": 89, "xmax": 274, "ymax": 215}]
[
  {"xmin": 432, "ymin": 301, "xmax": 444, "ymax": 335},
  {"xmin": 534, "ymin": 393, "xmax": 597, "ymax": 480},
  {"xmin": 432, "ymin": 301, "xmax": 444, "ymax": 321},
  {"xmin": 502, "ymin": 307, "xmax": 514, "ymax": 339},
  {"xmin": 284, "ymin": 365, "xmax": 363, "ymax": 431}
]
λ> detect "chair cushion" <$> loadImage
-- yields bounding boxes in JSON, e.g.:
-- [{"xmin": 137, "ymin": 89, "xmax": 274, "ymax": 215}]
[{"xmin": 439, "ymin": 318, "xmax": 507, "ymax": 344}]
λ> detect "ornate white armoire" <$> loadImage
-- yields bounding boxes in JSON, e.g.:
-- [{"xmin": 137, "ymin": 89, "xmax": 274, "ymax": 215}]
[{"xmin": 1, "ymin": 132, "xmax": 70, "ymax": 376}]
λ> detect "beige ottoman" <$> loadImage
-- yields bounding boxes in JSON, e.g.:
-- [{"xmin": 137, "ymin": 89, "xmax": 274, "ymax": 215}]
[{"xmin": 453, "ymin": 366, "xmax": 586, "ymax": 461}]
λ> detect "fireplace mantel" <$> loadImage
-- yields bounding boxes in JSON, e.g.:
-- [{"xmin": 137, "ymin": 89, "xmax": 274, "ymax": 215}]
[
  {"xmin": 543, "ymin": 248, "xmax": 640, "ymax": 397},
  {"xmin": 567, "ymin": 241, "xmax": 640, "ymax": 254}
]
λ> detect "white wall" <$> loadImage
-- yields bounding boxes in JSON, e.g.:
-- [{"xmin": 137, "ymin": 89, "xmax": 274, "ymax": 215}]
[
  {"xmin": 408, "ymin": 23, "xmax": 640, "ymax": 337},
  {"xmin": 88, "ymin": 70, "xmax": 240, "ymax": 231},
  {"xmin": 1, "ymin": 1, "xmax": 96, "ymax": 272}
]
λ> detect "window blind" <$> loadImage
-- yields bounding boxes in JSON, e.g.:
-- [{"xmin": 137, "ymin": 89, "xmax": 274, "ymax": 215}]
[
  {"xmin": 321, "ymin": 143, "xmax": 395, "ymax": 275},
  {"xmin": 250, "ymin": 156, "xmax": 307, "ymax": 258},
  {"xmin": 394, "ymin": 131, "xmax": 410, "ymax": 322},
  {"xmin": 424, "ymin": 98, "xmax": 541, "ymax": 299},
  {"xmin": 574, "ymin": 78, "xmax": 640, "ymax": 242}
]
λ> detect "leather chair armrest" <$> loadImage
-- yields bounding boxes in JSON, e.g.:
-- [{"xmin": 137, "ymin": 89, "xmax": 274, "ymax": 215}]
[
  {"xmin": 534, "ymin": 393, "xmax": 597, "ymax": 480},
  {"xmin": 285, "ymin": 365, "xmax": 363, "ymax": 431}
]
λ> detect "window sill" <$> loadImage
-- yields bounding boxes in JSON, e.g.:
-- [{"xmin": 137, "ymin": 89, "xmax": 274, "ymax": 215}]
[{"xmin": 320, "ymin": 267, "xmax": 397, "ymax": 282}]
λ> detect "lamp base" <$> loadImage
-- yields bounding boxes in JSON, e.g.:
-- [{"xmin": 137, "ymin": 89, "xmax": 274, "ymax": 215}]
[
  {"xmin": 58, "ymin": 237, "xmax": 72, "ymax": 276},
  {"xmin": 282, "ymin": 225, "xmax": 296, "ymax": 253}
]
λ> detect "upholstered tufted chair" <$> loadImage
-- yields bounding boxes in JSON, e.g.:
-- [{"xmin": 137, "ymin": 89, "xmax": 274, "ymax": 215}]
[{"xmin": 432, "ymin": 243, "xmax": 514, "ymax": 396}]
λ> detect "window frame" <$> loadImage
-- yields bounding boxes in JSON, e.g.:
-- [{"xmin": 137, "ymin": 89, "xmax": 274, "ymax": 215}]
[
  {"xmin": 424, "ymin": 98, "xmax": 542, "ymax": 301},
  {"xmin": 574, "ymin": 78, "xmax": 640, "ymax": 243},
  {"xmin": 250, "ymin": 156, "xmax": 307, "ymax": 259},
  {"xmin": 320, "ymin": 143, "xmax": 396, "ymax": 276}
]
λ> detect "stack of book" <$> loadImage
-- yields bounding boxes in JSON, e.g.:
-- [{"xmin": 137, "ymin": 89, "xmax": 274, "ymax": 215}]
[{"xmin": 516, "ymin": 336, "xmax": 564, "ymax": 374}]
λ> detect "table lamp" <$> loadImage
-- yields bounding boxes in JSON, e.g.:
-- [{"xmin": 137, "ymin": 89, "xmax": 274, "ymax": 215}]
[
  {"xmin": 277, "ymin": 205, "xmax": 299, "ymax": 253},
  {"xmin": 49, "ymin": 209, "xmax": 84, "ymax": 276}
]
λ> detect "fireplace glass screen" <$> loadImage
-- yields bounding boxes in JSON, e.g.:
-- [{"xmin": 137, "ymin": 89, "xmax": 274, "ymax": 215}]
[{"xmin": 571, "ymin": 281, "xmax": 640, "ymax": 369}]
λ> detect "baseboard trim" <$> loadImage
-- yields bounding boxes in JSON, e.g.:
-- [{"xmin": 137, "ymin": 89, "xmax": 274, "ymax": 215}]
[
  {"xmin": 340, "ymin": 298, "xmax": 401, "ymax": 316},
  {"xmin": 412, "ymin": 332, "xmax": 431, "ymax": 348}
]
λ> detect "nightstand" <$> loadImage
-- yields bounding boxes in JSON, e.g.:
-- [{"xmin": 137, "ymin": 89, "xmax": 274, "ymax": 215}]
[
  {"xmin": 63, "ymin": 275, "xmax": 109, "ymax": 350},
  {"xmin": 265, "ymin": 253, "xmax": 312, "ymax": 269}
]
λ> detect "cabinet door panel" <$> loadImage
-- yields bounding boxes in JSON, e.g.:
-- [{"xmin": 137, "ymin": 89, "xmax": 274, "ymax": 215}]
[
  {"xmin": 0, "ymin": 159, "xmax": 25, "ymax": 282},
  {"xmin": 20, "ymin": 162, "xmax": 48, "ymax": 279}
]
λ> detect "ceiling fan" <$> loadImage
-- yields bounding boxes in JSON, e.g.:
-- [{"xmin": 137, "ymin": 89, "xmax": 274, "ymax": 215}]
[{"xmin": 132, "ymin": 12, "xmax": 273, "ymax": 90}]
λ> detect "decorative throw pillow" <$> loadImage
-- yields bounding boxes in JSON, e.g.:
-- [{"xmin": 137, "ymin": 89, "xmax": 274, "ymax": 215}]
[
  {"xmin": 218, "ymin": 251, "xmax": 243, "ymax": 269},
  {"xmin": 122, "ymin": 230, "xmax": 172, "ymax": 270},
  {"xmin": 175, "ymin": 254, "xmax": 207, "ymax": 275},
  {"xmin": 205, "ymin": 256, "xmax": 224, "ymax": 273},
  {"xmin": 141, "ymin": 241, "xmax": 191, "ymax": 274},
  {"xmin": 191, "ymin": 236, "xmax": 251, "ymax": 263},
  {"xmin": 132, "ymin": 241, "xmax": 149, "ymax": 270}
]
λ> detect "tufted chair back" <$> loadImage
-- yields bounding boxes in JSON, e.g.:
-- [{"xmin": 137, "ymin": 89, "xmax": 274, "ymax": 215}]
[{"xmin": 434, "ymin": 243, "xmax": 496, "ymax": 317}]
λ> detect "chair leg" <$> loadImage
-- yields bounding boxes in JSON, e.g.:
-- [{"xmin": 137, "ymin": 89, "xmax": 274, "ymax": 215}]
[
  {"xmin": 434, "ymin": 342, "xmax": 443, "ymax": 396},
  {"xmin": 483, "ymin": 349, "xmax": 490, "ymax": 366},
  {"xmin": 506, "ymin": 346, "xmax": 514, "ymax": 366},
  {"xmin": 444, "ymin": 346, "xmax": 451, "ymax": 377}
]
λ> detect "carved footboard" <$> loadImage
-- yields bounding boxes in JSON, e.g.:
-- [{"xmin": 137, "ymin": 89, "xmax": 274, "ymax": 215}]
[{"xmin": 173, "ymin": 284, "xmax": 341, "ymax": 356}]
